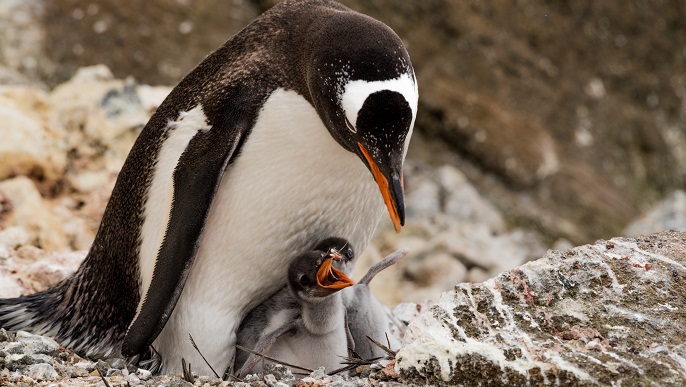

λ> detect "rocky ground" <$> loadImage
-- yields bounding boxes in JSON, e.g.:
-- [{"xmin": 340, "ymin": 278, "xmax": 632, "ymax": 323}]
[{"xmin": 1, "ymin": 0, "xmax": 686, "ymax": 385}]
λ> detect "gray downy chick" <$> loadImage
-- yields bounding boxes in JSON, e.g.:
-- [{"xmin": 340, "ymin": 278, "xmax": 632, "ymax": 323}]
[
  {"xmin": 342, "ymin": 248, "xmax": 408, "ymax": 360},
  {"xmin": 235, "ymin": 238, "xmax": 354, "ymax": 378}
]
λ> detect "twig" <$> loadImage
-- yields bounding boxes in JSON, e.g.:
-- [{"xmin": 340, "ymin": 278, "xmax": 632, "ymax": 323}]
[
  {"xmin": 95, "ymin": 367, "xmax": 112, "ymax": 387},
  {"xmin": 181, "ymin": 358, "xmax": 194, "ymax": 383},
  {"xmin": 367, "ymin": 335, "xmax": 396, "ymax": 357},
  {"xmin": 329, "ymin": 351, "xmax": 383, "ymax": 375},
  {"xmin": 235, "ymin": 344, "xmax": 315, "ymax": 373},
  {"xmin": 222, "ymin": 355, "xmax": 241, "ymax": 382},
  {"xmin": 189, "ymin": 334, "xmax": 220, "ymax": 378}
]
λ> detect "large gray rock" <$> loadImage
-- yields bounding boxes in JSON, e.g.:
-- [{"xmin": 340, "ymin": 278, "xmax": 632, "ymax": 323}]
[
  {"xmin": 624, "ymin": 190, "xmax": 686, "ymax": 237},
  {"xmin": 397, "ymin": 231, "xmax": 686, "ymax": 386}
]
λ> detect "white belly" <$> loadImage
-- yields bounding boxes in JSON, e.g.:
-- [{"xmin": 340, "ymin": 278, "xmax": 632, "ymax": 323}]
[{"xmin": 152, "ymin": 89, "xmax": 385, "ymax": 374}]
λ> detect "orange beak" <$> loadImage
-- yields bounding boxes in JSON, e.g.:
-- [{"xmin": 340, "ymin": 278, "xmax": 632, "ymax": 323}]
[
  {"xmin": 316, "ymin": 254, "xmax": 354, "ymax": 290},
  {"xmin": 358, "ymin": 143, "xmax": 405, "ymax": 233}
]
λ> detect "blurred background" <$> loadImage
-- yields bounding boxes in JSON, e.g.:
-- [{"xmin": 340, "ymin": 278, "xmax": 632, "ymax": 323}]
[{"xmin": 0, "ymin": 0, "xmax": 684, "ymax": 305}]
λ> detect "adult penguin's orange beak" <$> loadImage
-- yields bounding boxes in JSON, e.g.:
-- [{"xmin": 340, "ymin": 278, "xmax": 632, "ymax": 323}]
[{"xmin": 358, "ymin": 143, "xmax": 405, "ymax": 233}]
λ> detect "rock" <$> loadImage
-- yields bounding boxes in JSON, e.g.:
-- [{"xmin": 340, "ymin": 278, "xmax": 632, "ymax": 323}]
[
  {"xmin": 0, "ymin": 176, "xmax": 67, "ymax": 250},
  {"xmin": 26, "ymin": 363, "xmax": 58, "ymax": 381},
  {"xmin": 397, "ymin": 231, "xmax": 686, "ymax": 385},
  {"xmin": 4, "ymin": 353, "xmax": 54, "ymax": 370},
  {"xmin": 50, "ymin": 65, "xmax": 149, "ymax": 185},
  {"xmin": 405, "ymin": 176, "xmax": 441, "ymax": 218},
  {"xmin": 624, "ymin": 190, "xmax": 686, "ymax": 236},
  {"xmin": 0, "ymin": 1, "xmax": 52, "ymax": 85},
  {"xmin": 24, "ymin": 250, "xmax": 85, "ymax": 289},
  {"xmin": 15, "ymin": 331, "xmax": 59, "ymax": 356},
  {"xmin": 136, "ymin": 84, "xmax": 172, "ymax": 113},
  {"xmin": 437, "ymin": 165, "xmax": 506, "ymax": 233},
  {"xmin": 0, "ymin": 274, "xmax": 23, "ymax": 299},
  {"xmin": 431, "ymin": 224, "xmax": 545, "ymax": 276},
  {"xmin": 404, "ymin": 253, "xmax": 467, "ymax": 295},
  {"xmin": 137, "ymin": 368, "xmax": 152, "ymax": 380},
  {"xmin": 0, "ymin": 87, "xmax": 66, "ymax": 187},
  {"xmin": 0, "ymin": 226, "xmax": 30, "ymax": 250},
  {"xmin": 105, "ymin": 357, "xmax": 126, "ymax": 370}
]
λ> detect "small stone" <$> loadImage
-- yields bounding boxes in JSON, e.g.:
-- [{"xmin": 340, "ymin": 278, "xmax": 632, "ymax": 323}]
[
  {"xmin": 355, "ymin": 364, "xmax": 372, "ymax": 378},
  {"xmin": 105, "ymin": 357, "xmax": 126, "ymax": 369},
  {"xmin": 15, "ymin": 331, "xmax": 59, "ymax": 356},
  {"xmin": 4, "ymin": 353, "xmax": 53, "ymax": 370},
  {"xmin": 73, "ymin": 360, "xmax": 95, "ymax": 371},
  {"xmin": 198, "ymin": 375, "xmax": 211, "ymax": 383},
  {"xmin": 309, "ymin": 367, "xmax": 327, "ymax": 379},
  {"xmin": 0, "ymin": 328, "xmax": 15, "ymax": 342},
  {"xmin": 263, "ymin": 374, "xmax": 277, "ymax": 386},
  {"xmin": 25, "ymin": 363, "xmax": 58, "ymax": 381},
  {"xmin": 136, "ymin": 367, "xmax": 152, "ymax": 380},
  {"xmin": 106, "ymin": 368, "xmax": 121, "ymax": 377}
]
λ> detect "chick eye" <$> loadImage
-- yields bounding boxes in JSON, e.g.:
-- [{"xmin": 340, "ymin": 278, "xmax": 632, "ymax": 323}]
[
  {"xmin": 299, "ymin": 274, "xmax": 311, "ymax": 286},
  {"xmin": 343, "ymin": 248, "xmax": 354, "ymax": 261}
]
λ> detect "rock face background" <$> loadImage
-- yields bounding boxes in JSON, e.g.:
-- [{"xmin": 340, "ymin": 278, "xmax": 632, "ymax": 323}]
[
  {"xmin": 0, "ymin": 0, "xmax": 685, "ymax": 385},
  {"xmin": 2, "ymin": 0, "xmax": 685, "ymax": 245}
]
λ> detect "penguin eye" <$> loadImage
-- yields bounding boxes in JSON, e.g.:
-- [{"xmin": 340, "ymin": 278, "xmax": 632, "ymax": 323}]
[{"xmin": 298, "ymin": 274, "xmax": 311, "ymax": 286}]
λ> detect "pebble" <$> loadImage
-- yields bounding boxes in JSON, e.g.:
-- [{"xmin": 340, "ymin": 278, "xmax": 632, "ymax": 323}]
[
  {"xmin": 26, "ymin": 362, "xmax": 58, "ymax": 380},
  {"xmin": 137, "ymin": 367, "xmax": 152, "ymax": 380}
]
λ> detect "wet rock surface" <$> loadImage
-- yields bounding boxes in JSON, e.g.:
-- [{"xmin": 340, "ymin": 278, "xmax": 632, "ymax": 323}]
[{"xmin": 398, "ymin": 231, "xmax": 686, "ymax": 386}]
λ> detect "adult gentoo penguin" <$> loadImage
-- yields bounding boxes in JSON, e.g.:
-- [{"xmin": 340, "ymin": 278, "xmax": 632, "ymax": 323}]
[
  {"xmin": 235, "ymin": 238, "xmax": 354, "ymax": 377},
  {"xmin": 0, "ymin": 0, "xmax": 418, "ymax": 374}
]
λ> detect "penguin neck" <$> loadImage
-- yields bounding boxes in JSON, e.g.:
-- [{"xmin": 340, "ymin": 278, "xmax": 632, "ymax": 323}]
[{"xmin": 300, "ymin": 292, "xmax": 345, "ymax": 336}]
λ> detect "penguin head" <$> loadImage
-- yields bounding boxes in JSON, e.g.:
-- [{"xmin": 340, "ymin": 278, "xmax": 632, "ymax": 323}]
[
  {"xmin": 288, "ymin": 244, "xmax": 355, "ymax": 301},
  {"xmin": 305, "ymin": 12, "xmax": 418, "ymax": 233}
]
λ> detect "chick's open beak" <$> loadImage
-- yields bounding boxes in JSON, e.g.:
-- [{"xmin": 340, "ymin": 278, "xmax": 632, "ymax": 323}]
[
  {"xmin": 316, "ymin": 255, "xmax": 354, "ymax": 290},
  {"xmin": 358, "ymin": 143, "xmax": 405, "ymax": 233}
]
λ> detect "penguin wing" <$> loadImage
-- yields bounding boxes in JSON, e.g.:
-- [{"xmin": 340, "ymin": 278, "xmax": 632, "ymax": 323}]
[
  {"xmin": 122, "ymin": 99, "xmax": 256, "ymax": 357},
  {"xmin": 237, "ymin": 321, "xmax": 298, "ymax": 378}
]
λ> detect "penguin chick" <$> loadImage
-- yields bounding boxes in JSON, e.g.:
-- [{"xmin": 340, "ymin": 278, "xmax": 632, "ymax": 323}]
[
  {"xmin": 343, "ymin": 248, "xmax": 408, "ymax": 360},
  {"xmin": 235, "ymin": 239, "xmax": 354, "ymax": 378}
]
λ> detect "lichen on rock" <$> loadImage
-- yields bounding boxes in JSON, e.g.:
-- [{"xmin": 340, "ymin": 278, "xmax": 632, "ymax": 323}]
[{"xmin": 397, "ymin": 231, "xmax": 686, "ymax": 386}]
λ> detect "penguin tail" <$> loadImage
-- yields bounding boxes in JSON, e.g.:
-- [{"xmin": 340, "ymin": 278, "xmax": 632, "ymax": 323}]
[
  {"xmin": 0, "ymin": 275, "xmax": 124, "ymax": 358},
  {"xmin": 0, "ymin": 281, "xmax": 67, "ymax": 338}
]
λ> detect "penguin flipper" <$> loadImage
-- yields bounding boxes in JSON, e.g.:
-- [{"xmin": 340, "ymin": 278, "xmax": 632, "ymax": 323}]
[
  {"xmin": 238, "ymin": 321, "xmax": 298, "ymax": 378},
  {"xmin": 344, "ymin": 309, "xmax": 356, "ymax": 354},
  {"xmin": 358, "ymin": 249, "xmax": 408, "ymax": 285},
  {"xmin": 122, "ymin": 103, "xmax": 254, "ymax": 357}
]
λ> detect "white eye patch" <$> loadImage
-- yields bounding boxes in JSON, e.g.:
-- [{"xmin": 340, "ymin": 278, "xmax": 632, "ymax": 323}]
[{"xmin": 340, "ymin": 72, "xmax": 418, "ymax": 131}]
